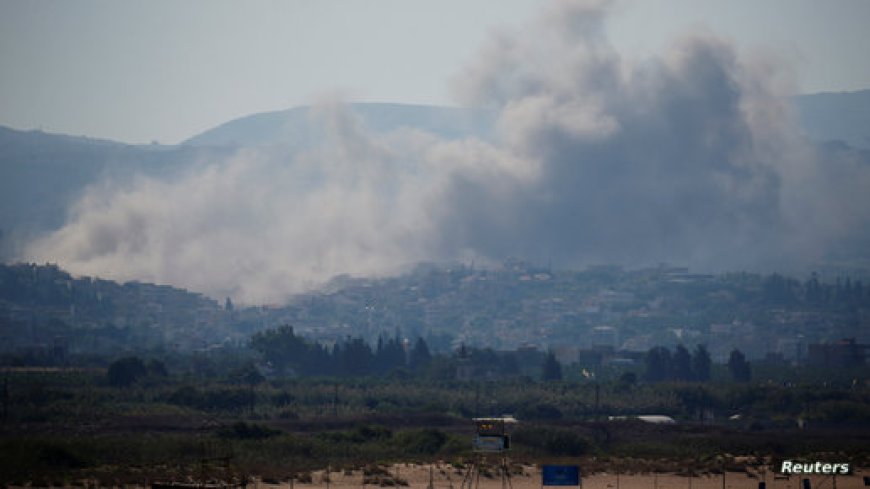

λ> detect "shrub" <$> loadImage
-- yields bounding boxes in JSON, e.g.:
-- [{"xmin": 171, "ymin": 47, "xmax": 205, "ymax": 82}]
[
  {"xmin": 518, "ymin": 402, "xmax": 563, "ymax": 420},
  {"xmin": 355, "ymin": 425, "xmax": 393, "ymax": 442},
  {"xmin": 107, "ymin": 356, "xmax": 148, "ymax": 387},
  {"xmin": 513, "ymin": 426, "xmax": 590, "ymax": 456},
  {"xmin": 216, "ymin": 421, "xmax": 280, "ymax": 439},
  {"xmin": 278, "ymin": 408, "xmax": 300, "ymax": 419},
  {"xmin": 395, "ymin": 428, "xmax": 448, "ymax": 455},
  {"xmin": 166, "ymin": 386, "xmax": 253, "ymax": 412}
]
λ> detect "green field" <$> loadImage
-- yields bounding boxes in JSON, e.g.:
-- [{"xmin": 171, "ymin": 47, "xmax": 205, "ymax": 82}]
[{"xmin": 1, "ymin": 369, "xmax": 867, "ymax": 485}]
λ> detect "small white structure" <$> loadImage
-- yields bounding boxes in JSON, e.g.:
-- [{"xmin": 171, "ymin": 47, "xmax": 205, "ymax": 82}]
[{"xmin": 608, "ymin": 414, "xmax": 676, "ymax": 424}]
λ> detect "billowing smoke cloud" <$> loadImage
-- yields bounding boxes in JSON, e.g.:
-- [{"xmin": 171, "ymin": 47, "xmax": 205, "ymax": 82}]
[
  {"xmin": 24, "ymin": 0, "xmax": 870, "ymax": 303},
  {"xmin": 25, "ymin": 105, "xmax": 450, "ymax": 303}
]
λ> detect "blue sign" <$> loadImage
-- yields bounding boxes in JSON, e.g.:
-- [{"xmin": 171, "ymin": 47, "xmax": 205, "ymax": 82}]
[
  {"xmin": 473, "ymin": 435, "xmax": 506, "ymax": 452},
  {"xmin": 542, "ymin": 465, "xmax": 580, "ymax": 486}
]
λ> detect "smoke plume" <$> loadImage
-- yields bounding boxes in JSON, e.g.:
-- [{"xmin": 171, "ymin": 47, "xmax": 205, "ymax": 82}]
[{"xmin": 24, "ymin": 0, "xmax": 870, "ymax": 303}]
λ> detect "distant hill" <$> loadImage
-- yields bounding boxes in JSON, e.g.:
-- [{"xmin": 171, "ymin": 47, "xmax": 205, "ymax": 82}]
[
  {"xmin": 183, "ymin": 95, "xmax": 870, "ymax": 150},
  {"xmin": 183, "ymin": 102, "xmax": 496, "ymax": 147},
  {"xmin": 0, "ymin": 127, "xmax": 231, "ymax": 258},
  {"xmin": 3, "ymin": 261, "xmax": 865, "ymax": 360},
  {"xmin": 0, "ymin": 262, "xmax": 231, "ymax": 355},
  {"xmin": 0, "ymin": 104, "xmax": 495, "ymax": 255},
  {"xmin": 794, "ymin": 89, "xmax": 870, "ymax": 150}
]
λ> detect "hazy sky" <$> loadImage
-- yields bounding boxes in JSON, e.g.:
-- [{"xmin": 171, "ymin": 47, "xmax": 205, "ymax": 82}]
[{"xmin": 1, "ymin": 0, "xmax": 869, "ymax": 144}]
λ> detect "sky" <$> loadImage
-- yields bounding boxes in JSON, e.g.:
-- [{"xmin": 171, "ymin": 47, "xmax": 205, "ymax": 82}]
[{"xmin": 1, "ymin": 0, "xmax": 869, "ymax": 145}]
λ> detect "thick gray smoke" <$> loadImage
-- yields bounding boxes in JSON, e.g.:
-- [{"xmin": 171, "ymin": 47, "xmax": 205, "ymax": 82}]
[{"xmin": 24, "ymin": 0, "xmax": 870, "ymax": 303}]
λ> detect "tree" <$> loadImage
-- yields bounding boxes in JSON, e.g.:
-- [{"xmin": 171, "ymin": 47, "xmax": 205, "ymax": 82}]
[
  {"xmin": 250, "ymin": 325, "xmax": 313, "ymax": 375},
  {"xmin": 309, "ymin": 343, "xmax": 333, "ymax": 376},
  {"xmin": 409, "ymin": 337, "xmax": 432, "ymax": 371},
  {"xmin": 146, "ymin": 359, "xmax": 169, "ymax": 378},
  {"xmin": 499, "ymin": 352, "xmax": 521, "ymax": 377},
  {"xmin": 805, "ymin": 272, "xmax": 821, "ymax": 303},
  {"xmin": 644, "ymin": 346, "xmax": 672, "ymax": 382},
  {"xmin": 374, "ymin": 334, "xmax": 406, "ymax": 375},
  {"xmin": 107, "ymin": 356, "xmax": 148, "ymax": 387},
  {"xmin": 763, "ymin": 273, "xmax": 796, "ymax": 304},
  {"xmin": 672, "ymin": 344, "xmax": 692, "ymax": 381},
  {"xmin": 691, "ymin": 344, "xmax": 711, "ymax": 382},
  {"xmin": 335, "ymin": 337, "xmax": 375, "ymax": 377},
  {"xmin": 618, "ymin": 371, "xmax": 637, "ymax": 390},
  {"xmin": 541, "ymin": 351, "xmax": 562, "ymax": 381},
  {"xmin": 727, "ymin": 349, "xmax": 751, "ymax": 383},
  {"xmin": 230, "ymin": 362, "xmax": 265, "ymax": 385},
  {"xmin": 674, "ymin": 385, "xmax": 715, "ymax": 420}
]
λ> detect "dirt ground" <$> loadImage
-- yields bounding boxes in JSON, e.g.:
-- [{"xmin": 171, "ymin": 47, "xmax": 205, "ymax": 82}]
[{"xmin": 258, "ymin": 464, "xmax": 868, "ymax": 489}]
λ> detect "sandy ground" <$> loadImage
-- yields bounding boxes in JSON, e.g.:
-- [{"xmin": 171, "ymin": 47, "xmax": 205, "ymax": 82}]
[{"xmin": 255, "ymin": 464, "xmax": 868, "ymax": 489}]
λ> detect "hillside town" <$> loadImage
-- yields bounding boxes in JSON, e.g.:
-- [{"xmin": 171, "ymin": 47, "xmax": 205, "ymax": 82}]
[{"xmin": 1, "ymin": 261, "xmax": 867, "ymax": 374}]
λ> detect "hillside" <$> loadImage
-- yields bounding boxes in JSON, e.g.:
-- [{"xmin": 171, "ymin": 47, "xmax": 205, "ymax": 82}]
[
  {"xmin": 261, "ymin": 262, "xmax": 870, "ymax": 361},
  {"xmin": 0, "ymin": 262, "xmax": 232, "ymax": 357},
  {"xmin": 794, "ymin": 89, "xmax": 870, "ymax": 150},
  {"xmin": 184, "ymin": 94, "xmax": 870, "ymax": 150},
  {"xmin": 2, "ymin": 261, "xmax": 868, "ymax": 365},
  {"xmin": 182, "ymin": 102, "xmax": 496, "ymax": 147},
  {"xmin": 0, "ymin": 127, "xmax": 232, "ymax": 258}
]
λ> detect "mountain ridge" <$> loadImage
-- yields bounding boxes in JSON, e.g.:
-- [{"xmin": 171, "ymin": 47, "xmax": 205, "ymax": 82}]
[
  {"xmin": 179, "ymin": 92, "xmax": 870, "ymax": 150},
  {"xmin": 793, "ymin": 89, "xmax": 870, "ymax": 150},
  {"xmin": 181, "ymin": 102, "xmax": 496, "ymax": 147}
]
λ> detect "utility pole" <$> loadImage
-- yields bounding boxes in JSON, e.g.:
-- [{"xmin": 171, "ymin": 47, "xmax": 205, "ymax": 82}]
[
  {"xmin": 475, "ymin": 383, "xmax": 480, "ymax": 417},
  {"xmin": 594, "ymin": 382, "xmax": 600, "ymax": 421},
  {"xmin": 2, "ymin": 376, "xmax": 8, "ymax": 424}
]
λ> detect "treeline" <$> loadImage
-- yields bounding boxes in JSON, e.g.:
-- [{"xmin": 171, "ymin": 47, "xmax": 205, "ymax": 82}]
[
  {"xmin": 249, "ymin": 325, "xmax": 553, "ymax": 380},
  {"xmin": 643, "ymin": 344, "xmax": 711, "ymax": 382},
  {"xmin": 643, "ymin": 344, "xmax": 751, "ymax": 383},
  {"xmin": 760, "ymin": 272, "xmax": 870, "ymax": 306},
  {"xmin": 250, "ymin": 326, "xmax": 761, "ymax": 386},
  {"xmin": 250, "ymin": 325, "xmax": 434, "ymax": 377}
]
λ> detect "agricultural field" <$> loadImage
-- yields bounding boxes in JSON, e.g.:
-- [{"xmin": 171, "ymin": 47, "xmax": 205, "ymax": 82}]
[{"xmin": 1, "ymin": 368, "xmax": 867, "ymax": 486}]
